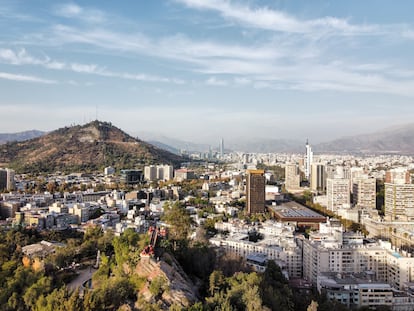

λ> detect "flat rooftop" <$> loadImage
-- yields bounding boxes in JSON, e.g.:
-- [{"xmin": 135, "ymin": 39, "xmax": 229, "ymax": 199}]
[{"xmin": 268, "ymin": 201, "xmax": 326, "ymax": 222}]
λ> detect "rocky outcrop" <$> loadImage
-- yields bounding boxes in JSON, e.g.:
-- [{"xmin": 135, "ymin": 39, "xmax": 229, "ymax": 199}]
[{"xmin": 135, "ymin": 253, "xmax": 198, "ymax": 309}]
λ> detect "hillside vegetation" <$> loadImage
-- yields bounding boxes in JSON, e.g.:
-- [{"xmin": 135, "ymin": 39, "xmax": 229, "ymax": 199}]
[{"xmin": 0, "ymin": 121, "xmax": 185, "ymax": 173}]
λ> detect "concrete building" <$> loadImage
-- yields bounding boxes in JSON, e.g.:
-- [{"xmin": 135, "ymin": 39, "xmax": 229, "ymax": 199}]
[
  {"xmin": 0, "ymin": 168, "xmax": 15, "ymax": 191},
  {"xmin": 246, "ymin": 169, "xmax": 265, "ymax": 214},
  {"xmin": 385, "ymin": 183, "xmax": 414, "ymax": 221},
  {"xmin": 304, "ymin": 140, "xmax": 313, "ymax": 180},
  {"xmin": 285, "ymin": 163, "xmax": 301, "ymax": 191},
  {"xmin": 386, "ymin": 168, "xmax": 410, "ymax": 185},
  {"xmin": 104, "ymin": 166, "xmax": 115, "ymax": 176},
  {"xmin": 120, "ymin": 169, "xmax": 143, "ymax": 185},
  {"xmin": 144, "ymin": 165, "xmax": 157, "ymax": 181},
  {"xmin": 352, "ymin": 176, "xmax": 376, "ymax": 209},
  {"xmin": 174, "ymin": 169, "xmax": 196, "ymax": 182},
  {"xmin": 211, "ymin": 221, "xmax": 302, "ymax": 279},
  {"xmin": 157, "ymin": 165, "xmax": 174, "ymax": 181},
  {"xmin": 310, "ymin": 163, "xmax": 326, "ymax": 192},
  {"xmin": 326, "ymin": 178, "xmax": 350, "ymax": 211},
  {"xmin": 317, "ymin": 273, "xmax": 414, "ymax": 311},
  {"xmin": 302, "ymin": 219, "xmax": 414, "ymax": 291}
]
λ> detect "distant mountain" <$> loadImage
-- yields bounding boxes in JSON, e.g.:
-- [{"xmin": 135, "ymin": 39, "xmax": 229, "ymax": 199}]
[
  {"xmin": 0, "ymin": 121, "xmax": 186, "ymax": 173},
  {"xmin": 315, "ymin": 123, "xmax": 414, "ymax": 155},
  {"xmin": 226, "ymin": 138, "xmax": 303, "ymax": 153},
  {"xmin": 136, "ymin": 132, "xmax": 211, "ymax": 153},
  {"xmin": 0, "ymin": 130, "xmax": 45, "ymax": 144}
]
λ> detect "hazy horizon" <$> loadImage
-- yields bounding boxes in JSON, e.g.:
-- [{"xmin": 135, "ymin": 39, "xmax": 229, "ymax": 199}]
[{"xmin": 1, "ymin": 1, "xmax": 414, "ymax": 143}]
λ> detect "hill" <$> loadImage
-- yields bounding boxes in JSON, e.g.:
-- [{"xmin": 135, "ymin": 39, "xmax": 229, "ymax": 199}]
[
  {"xmin": 0, "ymin": 121, "xmax": 185, "ymax": 173},
  {"xmin": 315, "ymin": 123, "xmax": 414, "ymax": 155},
  {"xmin": 0, "ymin": 130, "xmax": 45, "ymax": 144}
]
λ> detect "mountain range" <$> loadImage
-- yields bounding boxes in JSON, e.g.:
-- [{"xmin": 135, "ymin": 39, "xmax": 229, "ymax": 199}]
[
  {"xmin": 0, "ymin": 130, "xmax": 45, "ymax": 144},
  {"xmin": 0, "ymin": 121, "xmax": 185, "ymax": 173},
  {"xmin": 138, "ymin": 123, "xmax": 414, "ymax": 155},
  {"xmin": 1, "ymin": 123, "xmax": 414, "ymax": 168}
]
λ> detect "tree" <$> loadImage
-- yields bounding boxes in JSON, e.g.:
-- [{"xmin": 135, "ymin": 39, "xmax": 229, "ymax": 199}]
[{"xmin": 162, "ymin": 201, "xmax": 192, "ymax": 244}]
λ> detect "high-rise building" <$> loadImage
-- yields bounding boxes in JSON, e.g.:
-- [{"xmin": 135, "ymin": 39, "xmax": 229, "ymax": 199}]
[
  {"xmin": 384, "ymin": 183, "xmax": 414, "ymax": 221},
  {"xmin": 304, "ymin": 140, "xmax": 313, "ymax": 180},
  {"xmin": 385, "ymin": 168, "xmax": 410, "ymax": 184},
  {"xmin": 246, "ymin": 169, "xmax": 265, "ymax": 214},
  {"xmin": 285, "ymin": 163, "xmax": 301, "ymax": 191},
  {"xmin": 0, "ymin": 168, "xmax": 15, "ymax": 191},
  {"xmin": 157, "ymin": 165, "xmax": 174, "ymax": 181},
  {"xmin": 326, "ymin": 178, "xmax": 350, "ymax": 211},
  {"xmin": 144, "ymin": 165, "xmax": 157, "ymax": 181},
  {"xmin": 310, "ymin": 163, "xmax": 326, "ymax": 192},
  {"xmin": 352, "ymin": 176, "xmax": 376, "ymax": 209},
  {"xmin": 219, "ymin": 138, "xmax": 224, "ymax": 159}
]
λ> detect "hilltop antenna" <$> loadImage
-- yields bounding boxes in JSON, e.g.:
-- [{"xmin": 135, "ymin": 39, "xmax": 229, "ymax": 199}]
[{"xmin": 95, "ymin": 105, "xmax": 98, "ymax": 121}]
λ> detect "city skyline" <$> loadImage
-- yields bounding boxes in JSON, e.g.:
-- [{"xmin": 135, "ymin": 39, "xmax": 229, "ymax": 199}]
[{"xmin": 1, "ymin": 1, "xmax": 414, "ymax": 143}]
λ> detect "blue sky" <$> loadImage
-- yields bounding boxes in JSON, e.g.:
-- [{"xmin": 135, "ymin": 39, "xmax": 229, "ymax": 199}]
[{"xmin": 1, "ymin": 0, "xmax": 414, "ymax": 143}]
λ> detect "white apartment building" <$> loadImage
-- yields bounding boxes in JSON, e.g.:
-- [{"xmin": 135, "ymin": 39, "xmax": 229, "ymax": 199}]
[
  {"xmin": 352, "ymin": 176, "xmax": 376, "ymax": 209},
  {"xmin": 144, "ymin": 165, "xmax": 157, "ymax": 181},
  {"xmin": 317, "ymin": 273, "xmax": 414, "ymax": 311},
  {"xmin": 144, "ymin": 165, "xmax": 174, "ymax": 182},
  {"xmin": 385, "ymin": 183, "xmax": 414, "ymax": 221},
  {"xmin": 302, "ymin": 219, "xmax": 414, "ymax": 291},
  {"xmin": 211, "ymin": 220, "xmax": 302, "ymax": 278},
  {"xmin": 326, "ymin": 178, "xmax": 350, "ymax": 211}
]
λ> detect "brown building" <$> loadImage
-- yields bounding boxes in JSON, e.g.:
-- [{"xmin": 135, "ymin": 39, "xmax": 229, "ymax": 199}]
[{"xmin": 246, "ymin": 169, "xmax": 265, "ymax": 214}]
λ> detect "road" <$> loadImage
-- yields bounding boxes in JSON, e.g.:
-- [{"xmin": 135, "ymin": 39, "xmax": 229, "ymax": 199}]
[{"xmin": 67, "ymin": 267, "xmax": 96, "ymax": 292}]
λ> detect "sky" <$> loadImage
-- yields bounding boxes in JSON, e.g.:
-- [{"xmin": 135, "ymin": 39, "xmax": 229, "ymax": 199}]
[{"xmin": 1, "ymin": 0, "xmax": 414, "ymax": 144}]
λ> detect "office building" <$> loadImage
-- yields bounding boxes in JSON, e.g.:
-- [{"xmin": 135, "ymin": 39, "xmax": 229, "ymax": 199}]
[
  {"xmin": 285, "ymin": 163, "xmax": 301, "ymax": 191},
  {"xmin": 0, "ymin": 168, "xmax": 15, "ymax": 191},
  {"xmin": 326, "ymin": 178, "xmax": 350, "ymax": 211},
  {"xmin": 219, "ymin": 138, "xmax": 224, "ymax": 159},
  {"xmin": 120, "ymin": 170, "xmax": 143, "ymax": 185},
  {"xmin": 304, "ymin": 140, "xmax": 313, "ymax": 180},
  {"xmin": 310, "ymin": 163, "xmax": 326, "ymax": 192},
  {"xmin": 246, "ymin": 169, "xmax": 265, "ymax": 214}
]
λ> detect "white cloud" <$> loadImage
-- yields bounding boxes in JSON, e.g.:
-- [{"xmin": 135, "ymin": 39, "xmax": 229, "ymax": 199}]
[
  {"xmin": 206, "ymin": 76, "xmax": 228, "ymax": 86},
  {"xmin": 70, "ymin": 63, "xmax": 100, "ymax": 74},
  {"xmin": 175, "ymin": 0, "xmax": 374, "ymax": 34},
  {"xmin": 0, "ymin": 48, "xmax": 184, "ymax": 84},
  {"xmin": 0, "ymin": 72, "xmax": 56, "ymax": 84},
  {"xmin": 54, "ymin": 3, "xmax": 106, "ymax": 23}
]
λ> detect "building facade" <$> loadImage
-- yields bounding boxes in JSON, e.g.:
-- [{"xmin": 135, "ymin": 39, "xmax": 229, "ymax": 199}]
[
  {"xmin": 246, "ymin": 169, "xmax": 265, "ymax": 214},
  {"xmin": 326, "ymin": 178, "xmax": 350, "ymax": 211}
]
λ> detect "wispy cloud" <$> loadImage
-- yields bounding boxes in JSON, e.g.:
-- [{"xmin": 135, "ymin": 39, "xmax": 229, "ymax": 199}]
[
  {"xmin": 54, "ymin": 3, "xmax": 106, "ymax": 23},
  {"xmin": 0, "ymin": 48, "xmax": 184, "ymax": 84},
  {"xmin": 206, "ymin": 76, "xmax": 228, "ymax": 86},
  {"xmin": 0, "ymin": 72, "xmax": 56, "ymax": 84},
  {"xmin": 175, "ymin": 0, "xmax": 375, "ymax": 34}
]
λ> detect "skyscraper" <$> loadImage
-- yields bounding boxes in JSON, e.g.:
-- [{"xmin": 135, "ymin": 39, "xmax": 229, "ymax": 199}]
[
  {"xmin": 305, "ymin": 140, "xmax": 313, "ymax": 180},
  {"xmin": 310, "ymin": 163, "xmax": 326, "ymax": 192},
  {"xmin": 246, "ymin": 169, "xmax": 265, "ymax": 214},
  {"xmin": 219, "ymin": 138, "xmax": 224, "ymax": 159},
  {"xmin": 0, "ymin": 168, "xmax": 15, "ymax": 191}
]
